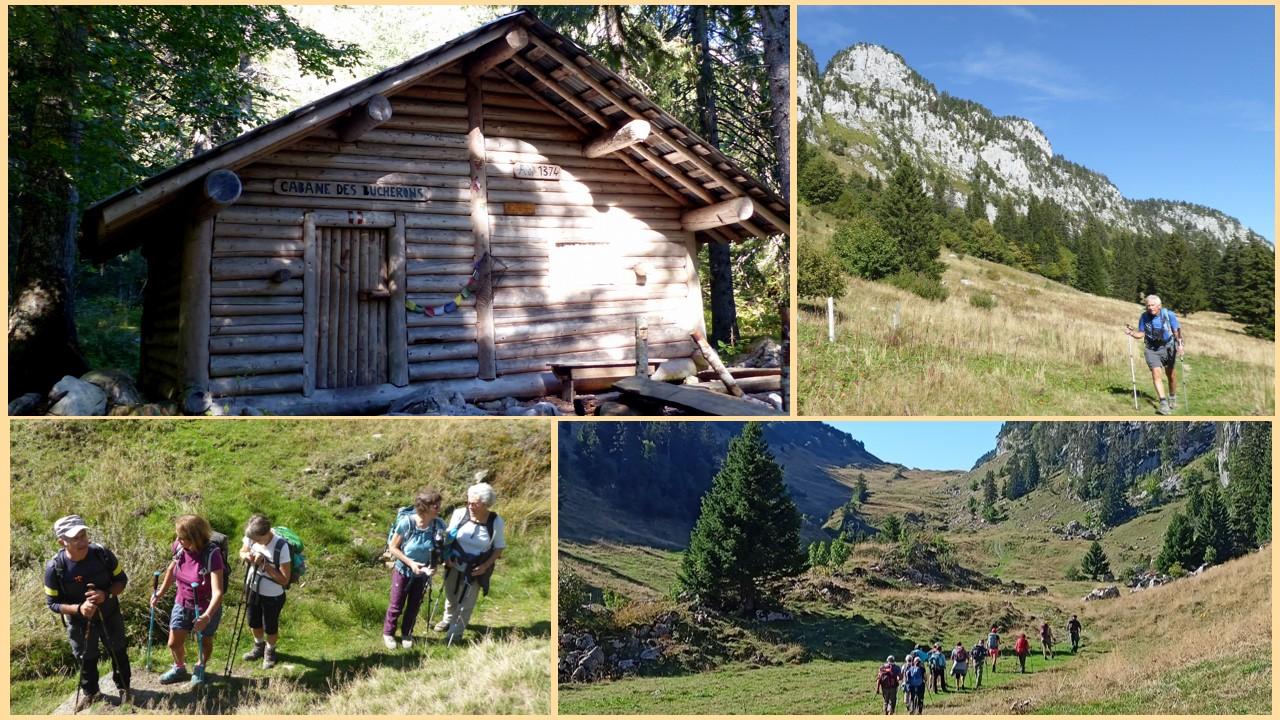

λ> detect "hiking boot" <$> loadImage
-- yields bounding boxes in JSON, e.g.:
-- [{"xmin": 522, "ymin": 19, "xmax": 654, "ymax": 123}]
[
  {"xmin": 1169, "ymin": 395, "xmax": 1177, "ymax": 409},
  {"xmin": 401, "ymin": 637, "xmax": 414, "ymax": 649},
  {"xmin": 243, "ymin": 641, "xmax": 266, "ymax": 662},
  {"xmin": 263, "ymin": 646, "xmax": 278, "ymax": 670},
  {"xmin": 116, "ymin": 687, "xmax": 132, "ymax": 707},
  {"xmin": 159, "ymin": 665, "xmax": 189, "ymax": 684},
  {"xmin": 432, "ymin": 620, "xmax": 450, "ymax": 633},
  {"xmin": 383, "ymin": 634, "xmax": 397, "ymax": 650},
  {"xmin": 1157, "ymin": 398, "xmax": 1171, "ymax": 415},
  {"xmin": 190, "ymin": 665, "xmax": 206, "ymax": 686},
  {"xmin": 74, "ymin": 691, "xmax": 101, "ymax": 713}
]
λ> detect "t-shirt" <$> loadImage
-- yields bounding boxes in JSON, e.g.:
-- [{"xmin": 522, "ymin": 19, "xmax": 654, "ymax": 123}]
[
  {"xmin": 242, "ymin": 534, "xmax": 290, "ymax": 598},
  {"xmin": 952, "ymin": 647, "xmax": 968, "ymax": 663},
  {"xmin": 446, "ymin": 507, "xmax": 506, "ymax": 558},
  {"xmin": 43, "ymin": 545, "xmax": 127, "ymax": 614},
  {"xmin": 391, "ymin": 514, "xmax": 446, "ymax": 577},
  {"xmin": 1138, "ymin": 308, "xmax": 1179, "ymax": 346},
  {"xmin": 904, "ymin": 664, "xmax": 926, "ymax": 688},
  {"xmin": 1014, "ymin": 637, "xmax": 1030, "ymax": 654},
  {"xmin": 1068, "ymin": 619, "xmax": 1082, "ymax": 635},
  {"xmin": 172, "ymin": 542, "xmax": 225, "ymax": 609}
]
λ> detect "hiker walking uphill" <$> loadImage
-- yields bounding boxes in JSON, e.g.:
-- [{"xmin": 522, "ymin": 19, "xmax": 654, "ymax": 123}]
[
  {"xmin": 986, "ymin": 626, "xmax": 1001, "ymax": 672},
  {"xmin": 927, "ymin": 643, "xmax": 948, "ymax": 693},
  {"xmin": 1067, "ymin": 615, "xmax": 1083, "ymax": 654},
  {"xmin": 436, "ymin": 478, "xmax": 506, "ymax": 644},
  {"xmin": 152, "ymin": 515, "xmax": 226, "ymax": 686},
  {"xmin": 874, "ymin": 655, "xmax": 902, "ymax": 714},
  {"xmin": 950, "ymin": 642, "xmax": 969, "ymax": 690},
  {"xmin": 43, "ymin": 515, "xmax": 132, "ymax": 713},
  {"xmin": 1013, "ymin": 632, "xmax": 1031, "ymax": 673},
  {"xmin": 1039, "ymin": 620, "xmax": 1056, "ymax": 660},
  {"xmin": 970, "ymin": 639, "xmax": 988, "ymax": 689},
  {"xmin": 1124, "ymin": 294, "xmax": 1184, "ymax": 415},
  {"xmin": 383, "ymin": 489, "xmax": 446, "ymax": 649},
  {"xmin": 237, "ymin": 515, "xmax": 294, "ymax": 670},
  {"xmin": 902, "ymin": 655, "xmax": 927, "ymax": 714}
]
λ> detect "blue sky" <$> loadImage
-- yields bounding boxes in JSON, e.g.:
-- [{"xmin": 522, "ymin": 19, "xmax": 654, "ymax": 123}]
[
  {"xmin": 827, "ymin": 422, "xmax": 1002, "ymax": 471},
  {"xmin": 799, "ymin": 5, "xmax": 1274, "ymax": 241}
]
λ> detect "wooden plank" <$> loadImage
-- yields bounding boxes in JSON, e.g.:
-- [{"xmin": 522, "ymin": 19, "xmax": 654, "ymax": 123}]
[
  {"xmin": 468, "ymin": 70, "xmax": 496, "ymax": 380},
  {"xmin": 302, "ymin": 213, "xmax": 317, "ymax": 397},
  {"xmin": 179, "ymin": 217, "xmax": 213, "ymax": 404},
  {"xmin": 388, "ymin": 213, "xmax": 409, "ymax": 386},
  {"xmin": 613, "ymin": 376, "xmax": 780, "ymax": 416}
]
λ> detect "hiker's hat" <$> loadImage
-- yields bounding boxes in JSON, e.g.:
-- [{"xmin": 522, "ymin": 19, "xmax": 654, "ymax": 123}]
[
  {"xmin": 54, "ymin": 514, "xmax": 89, "ymax": 539},
  {"xmin": 886, "ymin": 655, "xmax": 895, "ymax": 662}
]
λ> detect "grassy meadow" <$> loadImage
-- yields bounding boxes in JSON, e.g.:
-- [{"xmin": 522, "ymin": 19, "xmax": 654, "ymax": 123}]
[
  {"xmin": 9, "ymin": 420, "xmax": 551, "ymax": 714},
  {"xmin": 798, "ymin": 208, "xmax": 1275, "ymax": 416},
  {"xmin": 559, "ymin": 457, "xmax": 1272, "ymax": 714}
]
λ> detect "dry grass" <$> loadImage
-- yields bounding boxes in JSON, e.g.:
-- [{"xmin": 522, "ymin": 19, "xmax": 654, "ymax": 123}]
[{"xmin": 799, "ymin": 252, "xmax": 1274, "ymax": 415}]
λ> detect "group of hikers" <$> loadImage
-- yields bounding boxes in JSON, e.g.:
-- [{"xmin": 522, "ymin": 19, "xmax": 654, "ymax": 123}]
[
  {"xmin": 41, "ymin": 478, "xmax": 506, "ymax": 712},
  {"xmin": 874, "ymin": 615, "xmax": 1084, "ymax": 714}
]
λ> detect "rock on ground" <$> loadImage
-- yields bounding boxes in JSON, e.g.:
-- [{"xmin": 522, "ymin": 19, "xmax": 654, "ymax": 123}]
[
  {"xmin": 80, "ymin": 369, "xmax": 144, "ymax": 407},
  {"xmin": 47, "ymin": 376, "xmax": 108, "ymax": 416}
]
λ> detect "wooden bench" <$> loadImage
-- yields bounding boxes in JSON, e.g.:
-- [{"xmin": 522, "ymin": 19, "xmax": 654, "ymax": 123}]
[{"xmin": 550, "ymin": 360, "xmax": 668, "ymax": 402}]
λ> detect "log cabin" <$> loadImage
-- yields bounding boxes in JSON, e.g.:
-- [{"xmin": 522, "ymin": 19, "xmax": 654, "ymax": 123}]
[{"xmin": 79, "ymin": 10, "xmax": 790, "ymax": 415}]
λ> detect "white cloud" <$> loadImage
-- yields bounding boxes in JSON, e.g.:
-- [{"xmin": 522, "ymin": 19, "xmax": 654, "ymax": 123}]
[
  {"xmin": 1000, "ymin": 6, "xmax": 1043, "ymax": 24},
  {"xmin": 946, "ymin": 44, "xmax": 1104, "ymax": 102}
]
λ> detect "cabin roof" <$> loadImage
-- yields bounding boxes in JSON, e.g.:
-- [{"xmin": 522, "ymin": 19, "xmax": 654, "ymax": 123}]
[{"xmin": 81, "ymin": 9, "xmax": 789, "ymax": 262}]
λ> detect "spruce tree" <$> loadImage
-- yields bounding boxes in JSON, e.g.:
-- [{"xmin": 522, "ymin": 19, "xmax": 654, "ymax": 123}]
[
  {"xmin": 880, "ymin": 514, "xmax": 903, "ymax": 543},
  {"xmin": 877, "ymin": 158, "xmax": 942, "ymax": 278},
  {"xmin": 981, "ymin": 470, "xmax": 999, "ymax": 521},
  {"xmin": 1194, "ymin": 481, "xmax": 1232, "ymax": 566},
  {"xmin": 677, "ymin": 423, "xmax": 804, "ymax": 611},
  {"xmin": 1156, "ymin": 511, "xmax": 1196, "ymax": 573},
  {"xmin": 856, "ymin": 473, "xmax": 869, "ymax": 503},
  {"xmin": 1079, "ymin": 540, "xmax": 1111, "ymax": 580},
  {"xmin": 1099, "ymin": 474, "xmax": 1129, "ymax": 527}
]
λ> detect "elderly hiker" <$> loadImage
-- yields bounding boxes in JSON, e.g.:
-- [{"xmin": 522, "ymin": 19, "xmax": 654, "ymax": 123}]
[
  {"xmin": 44, "ymin": 515, "xmax": 132, "ymax": 712},
  {"xmin": 435, "ymin": 478, "xmax": 506, "ymax": 643},
  {"xmin": 1124, "ymin": 294, "xmax": 1183, "ymax": 415},
  {"xmin": 902, "ymin": 655, "xmax": 927, "ymax": 714},
  {"xmin": 238, "ymin": 514, "xmax": 292, "ymax": 668},
  {"xmin": 152, "ymin": 515, "xmax": 225, "ymax": 686},
  {"xmin": 383, "ymin": 489, "xmax": 446, "ymax": 649},
  {"xmin": 875, "ymin": 655, "xmax": 902, "ymax": 714}
]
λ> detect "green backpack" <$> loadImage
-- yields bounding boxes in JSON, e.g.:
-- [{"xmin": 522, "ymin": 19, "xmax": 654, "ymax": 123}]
[{"xmin": 271, "ymin": 527, "xmax": 306, "ymax": 588}]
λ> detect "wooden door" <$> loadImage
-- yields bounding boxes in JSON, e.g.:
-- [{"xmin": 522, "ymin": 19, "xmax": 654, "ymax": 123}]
[{"xmin": 315, "ymin": 226, "xmax": 389, "ymax": 389}]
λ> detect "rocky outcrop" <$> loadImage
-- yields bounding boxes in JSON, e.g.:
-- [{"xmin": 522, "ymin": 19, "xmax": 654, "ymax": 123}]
[{"xmin": 1082, "ymin": 585, "xmax": 1120, "ymax": 602}]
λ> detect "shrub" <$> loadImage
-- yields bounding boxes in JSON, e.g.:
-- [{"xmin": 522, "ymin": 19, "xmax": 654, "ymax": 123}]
[
  {"xmin": 1168, "ymin": 562, "xmax": 1187, "ymax": 578},
  {"xmin": 886, "ymin": 271, "xmax": 949, "ymax": 302},
  {"xmin": 1065, "ymin": 564, "xmax": 1083, "ymax": 581},
  {"xmin": 830, "ymin": 216, "xmax": 900, "ymax": 280},
  {"xmin": 969, "ymin": 292, "xmax": 996, "ymax": 310},
  {"xmin": 797, "ymin": 242, "xmax": 846, "ymax": 300}
]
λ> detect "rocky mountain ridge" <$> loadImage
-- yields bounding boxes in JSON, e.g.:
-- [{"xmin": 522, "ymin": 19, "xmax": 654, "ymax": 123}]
[{"xmin": 799, "ymin": 42, "xmax": 1268, "ymax": 246}]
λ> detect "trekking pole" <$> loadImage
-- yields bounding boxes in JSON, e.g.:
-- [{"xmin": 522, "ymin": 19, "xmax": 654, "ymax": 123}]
[
  {"xmin": 95, "ymin": 609, "xmax": 128, "ymax": 703},
  {"xmin": 190, "ymin": 582, "xmax": 204, "ymax": 704},
  {"xmin": 223, "ymin": 562, "xmax": 251, "ymax": 677},
  {"xmin": 1126, "ymin": 333, "xmax": 1139, "ymax": 410},
  {"xmin": 1181, "ymin": 352, "xmax": 1189, "ymax": 414},
  {"xmin": 73, "ymin": 584, "xmax": 97, "ymax": 715},
  {"xmin": 147, "ymin": 571, "xmax": 159, "ymax": 673}
]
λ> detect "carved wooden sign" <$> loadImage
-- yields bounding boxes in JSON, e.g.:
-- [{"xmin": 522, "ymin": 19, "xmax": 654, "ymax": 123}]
[
  {"xmin": 274, "ymin": 179, "xmax": 430, "ymax": 202},
  {"xmin": 503, "ymin": 202, "xmax": 537, "ymax": 216},
  {"xmin": 513, "ymin": 163, "xmax": 561, "ymax": 180}
]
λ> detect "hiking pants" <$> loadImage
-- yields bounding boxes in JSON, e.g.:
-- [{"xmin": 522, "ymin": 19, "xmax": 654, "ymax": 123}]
[
  {"xmin": 1042, "ymin": 640, "xmax": 1053, "ymax": 659},
  {"xmin": 906, "ymin": 685, "xmax": 924, "ymax": 714},
  {"xmin": 1070, "ymin": 632, "xmax": 1080, "ymax": 653},
  {"xmin": 881, "ymin": 686, "xmax": 897, "ymax": 714},
  {"xmin": 1017, "ymin": 652, "xmax": 1027, "ymax": 673},
  {"xmin": 929, "ymin": 666, "xmax": 946, "ymax": 692},
  {"xmin": 974, "ymin": 661, "xmax": 984, "ymax": 688},
  {"xmin": 383, "ymin": 570, "xmax": 430, "ymax": 638},
  {"xmin": 440, "ymin": 568, "xmax": 481, "ymax": 635},
  {"xmin": 68, "ymin": 607, "xmax": 131, "ymax": 695}
]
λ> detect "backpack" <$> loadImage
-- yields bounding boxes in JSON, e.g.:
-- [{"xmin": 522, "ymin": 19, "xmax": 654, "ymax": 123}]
[
  {"xmin": 877, "ymin": 664, "xmax": 899, "ymax": 689},
  {"xmin": 445, "ymin": 510, "xmax": 500, "ymax": 564},
  {"xmin": 1143, "ymin": 308, "xmax": 1175, "ymax": 346},
  {"xmin": 173, "ymin": 531, "xmax": 229, "ymax": 587},
  {"xmin": 271, "ymin": 527, "xmax": 305, "ymax": 588},
  {"xmin": 929, "ymin": 652, "xmax": 945, "ymax": 669},
  {"xmin": 955, "ymin": 647, "xmax": 968, "ymax": 662},
  {"xmin": 51, "ymin": 544, "xmax": 116, "ymax": 625}
]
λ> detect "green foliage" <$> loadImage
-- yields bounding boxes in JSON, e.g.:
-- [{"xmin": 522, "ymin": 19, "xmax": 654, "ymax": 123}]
[
  {"xmin": 1064, "ymin": 564, "xmax": 1083, "ymax": 582},
  {"xmin": 885, "ymin": 271, "xmax": 948, "ymax": 302},
  {"xmin": 980, "ymin": 470, "xmax": 999, "ymax": 522},
  {"xmin": 969, "ymin": 292, "xmax": 996, "ymax": 310},
  {"xmin": 676, "ymin": 424, "xmax": 804, "ymax": 612},
  {"xmin": 830, "ymin": 215, "xmax": 900, "ymax": 280},
  {"xmin": 879, "ymin": 513, "xmax": 903, "ymax": 543},
  {"xmin": 1079, "ymin": 540, "xmax": 1111, "ymax": 580},
  {"xmin": 1099, "ymin": 473, "xmax": 1129, "ymax": 527},
  {"xmin": 797, "ymin": 241, "xmax": 846, "ymax": 300},
  {"xmin": 855, "ymin": 474, "xmax": 869, "ymax": 503},
  {"xmin": 877, "ymin": 159, "xmax": 943, "ymax": 279},
  {"xmin": 799, "ymin": 154, "xmax": 846, "ymax": 205}
]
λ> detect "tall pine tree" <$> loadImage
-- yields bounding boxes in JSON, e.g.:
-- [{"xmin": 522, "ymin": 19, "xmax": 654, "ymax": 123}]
[
  {"xmin": 677, "ymin": 423, "xmax": 804, "ymax": 611},
  {"xmin": 1079, "ymin": 540, "xmax": 1111, "ymax": 580},
  {"xmin": 877, "ymin": 158, "xmax": 942, "ymax": 278}
]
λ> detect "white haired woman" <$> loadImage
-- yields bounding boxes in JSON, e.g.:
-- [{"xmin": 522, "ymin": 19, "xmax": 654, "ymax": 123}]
[
  {"xmin": 434, "ymin": 479, "xmax": 506, "ymax": 643},
  {"xmin": 1123, "ymin": 294, "xmax": 1183, "ymax": 415}
]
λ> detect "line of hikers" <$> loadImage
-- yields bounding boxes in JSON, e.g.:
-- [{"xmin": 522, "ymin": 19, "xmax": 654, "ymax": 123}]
[
  {"xmin": 42, "ymin": 479, "xmax": 505, "ymax": 713},
  {"xmin": 874, "ymin": 616, "xmax": 1084, "ymax": 714}
]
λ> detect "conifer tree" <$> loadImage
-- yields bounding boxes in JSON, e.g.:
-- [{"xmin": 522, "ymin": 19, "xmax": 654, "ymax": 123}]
[
  {"xmin": 880, "ymin": 513, "xmax": 903, "ymax": 543},
  {"xmin": 1099, "ymin": 474, "xmax": 1129, "ymax": 527},
  {"xmin": 877, "ymin": 158, "xmax": 942, "ymax": 278},
  {"xmin": 1079, "ymin": 540, "xmax": 1111, "ymax": 580},
  {"xmin": 1157, "ymin": 510, "xmax": 1196, "ymax": 573},
  {"xmin": 855, "ymin": 473, "xmax": 869, "ymax": 503},
  {"xmin": 677, "ymin": 423, "xmax": 804, "ymax": 611},
  {"xmin": 981, "ymin": 470, "xmax": 999, "ymax": 521},
  {"xmin": 1194, "ymin": 481, "xmax": 1232, "ymax": 566}
]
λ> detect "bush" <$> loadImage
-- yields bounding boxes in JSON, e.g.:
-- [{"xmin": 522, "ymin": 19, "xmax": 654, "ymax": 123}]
[
  {"xmin": 797, "ymin": 242, "xmax": 846, "ymax": 300},
  {"xmin": 1065, "ymin": 564, "xmax": 1083, "ymax": 581},
  {"xmin": 1168, "ymin": 562, "xmax": 1187, "ymax": 578},
  {"xmin": 558, "ymin": 570, "xmax": 594, "ymax": 629},
  {"xmin": 886, "ymin": 271, "xmax": 949, "ymax": 302},
  {"xmin": 798, "ymin": 155, "xmax": 845, "ymax": 205},
  {"xmin": 831, "ymin": 216, "xmax": 900, "ymax": 280},
  {"xmin": 969, "ymin": 292, "xmax": 995, "ymax": 310}
]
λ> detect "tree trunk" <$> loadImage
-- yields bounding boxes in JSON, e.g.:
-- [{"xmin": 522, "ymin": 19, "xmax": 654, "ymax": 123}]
[
  {"xmin": 694, "ymin": 7, "xmax": 739, "ymax": 349},
  {"xmin": 758, "ymin": 5, "xmax": 790, "ymax": 412}
]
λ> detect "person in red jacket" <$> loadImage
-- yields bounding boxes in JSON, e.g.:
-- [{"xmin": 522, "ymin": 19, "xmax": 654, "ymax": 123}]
[{"xmin": 1013, "ymin": 632, "xmax": 1031, "ymax": 673}]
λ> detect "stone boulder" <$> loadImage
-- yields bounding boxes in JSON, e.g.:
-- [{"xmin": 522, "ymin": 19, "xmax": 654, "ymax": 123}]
[
  {"xmin": 1082, "ymin": 585, "xmax": 1120, "ymax": 602},
  {"xmin": 8, "ymin": 393, "xmax": 44, "ymax": 416},
  {"xmin": 47, "ymin": 376, "xmax": 108, "ymax": 416},
  {"xmin": 80, "ymin": 369, "xmax": 144, "ymax": 407},
  {"xmin": 739, "ymin": 338, "xmax": 781, "ymax": 368}
]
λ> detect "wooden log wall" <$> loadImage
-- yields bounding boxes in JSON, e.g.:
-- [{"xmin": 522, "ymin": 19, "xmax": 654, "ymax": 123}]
[
  {"xmin": 140, "ymin": 239, "xmax": 184, "ymax": 401},
  {"xmin": 207, "ymin": 64, "xmax": 699, "ymax": 398}
]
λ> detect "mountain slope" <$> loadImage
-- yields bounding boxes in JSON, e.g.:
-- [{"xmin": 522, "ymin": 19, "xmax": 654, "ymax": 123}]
[{"xmin": 799, "ymin": 41, "xmax": 1267, "ymax": 246}]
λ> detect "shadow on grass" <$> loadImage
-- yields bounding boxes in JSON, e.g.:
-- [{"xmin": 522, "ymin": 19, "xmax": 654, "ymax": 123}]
[
  {"xmin": 753, "ymin": 612, "xmax": 917, "ymax": 663},
  {"xmin": 1106, "ymin": 385, "xmax": 1156, "ymax": 408}
]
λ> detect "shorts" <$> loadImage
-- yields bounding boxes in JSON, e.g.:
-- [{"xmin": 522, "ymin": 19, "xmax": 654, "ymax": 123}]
[
  {"xmin": 248, "ymin": 592, "xmax": 287, "ymax": 635},
  {"xmin": 170, "ymin": 602, "xmax": 223, "ymax": 635},
  {"xmin": 952, "ymin": 662, "xmax": 967, "ymax": 677},
  {"xmin": 1144, "ymin": 342, "xmax": 1177, "ymax": 370}
]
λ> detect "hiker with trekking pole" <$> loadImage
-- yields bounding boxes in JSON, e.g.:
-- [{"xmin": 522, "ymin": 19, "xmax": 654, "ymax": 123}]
[
  {"xmin": 1123, "ymin": 294, "xmax": 1184, "ymax": 415},
  {"xmin": 382, "ymin": 489, "xmax": 446, "ymax": 649},
  {"xmin": 1013, "ymin": 632, "xmax": 1030, "ymax": 673},
  {"xmin": 151, "ymin": 515, "xmax": 226, "ymax": 686},
  {"xmin": 926, "ymin": 642, "xmax": 948, "ymax": 693},
  {"xmin": 874, "ymin": 655, "xmax": 902, "ymax": 714},
  {"xmin": 222, "ymin": 561, "xmax": 254, "ymax": 679},
  {"xmin": 902, "ymin": 655, "xmax": 927, "ymax": 714},
  {"xmin": 436, "ymin": 477, "xmax": 506, "ymax": 645},
  {"xmin": 43, "ymin": 515, "xmax": 132, "ymax": 713},
  {"xmin": 986, "ymin": 626, "xmax": 1001, "ymax": 672},
  {"xmin": 237, "ymin": 514, "xmax": 297, "ymax": 669},
  {"xmin": 970, "ymin": 638, "xmax": 988, "ymax": 689}
]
